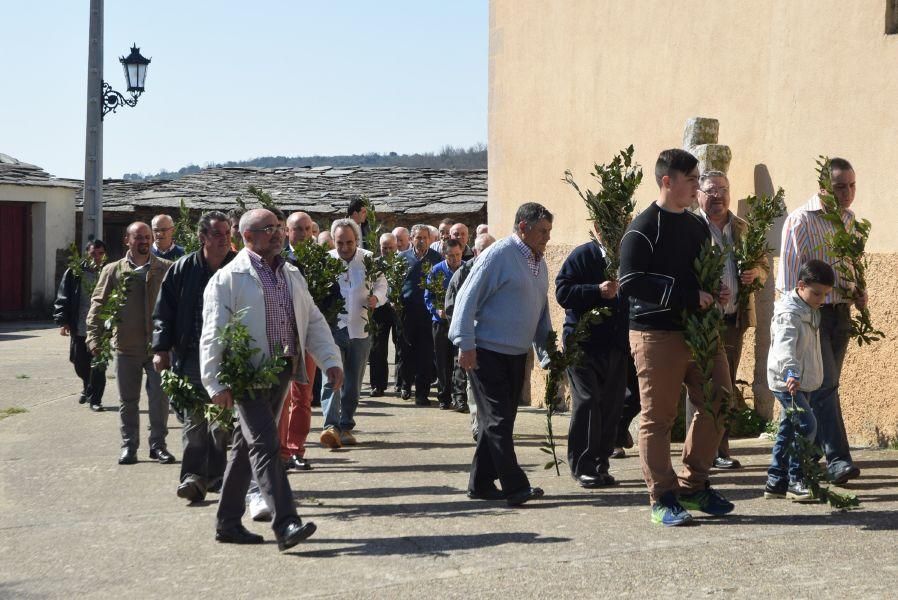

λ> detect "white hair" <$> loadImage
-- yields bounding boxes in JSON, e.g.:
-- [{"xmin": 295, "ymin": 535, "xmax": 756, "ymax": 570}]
[
  {"xmin": 474, "ymin": 233, "xmax": 495, "ymax": 252},
  {"xmin": 330, "ymin": 217, "xmax": 362, "ymax": 241}
]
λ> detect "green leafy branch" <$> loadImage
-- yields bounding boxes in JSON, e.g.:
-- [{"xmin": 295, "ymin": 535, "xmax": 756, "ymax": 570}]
[
  {"xmin": 215, "ymin": 309, "xmax": 288, "ymax": 402},
  {"xmin": 173, "ymin": 199, "xmax": 200, "ymax": 254},
  {"xmin": 161, "ymin": 369, "xmax": 234, "ymax": 431},
  {"xmin": 381, "ymin": 250, "xmax": 410, "ymax": 336},
  {"xmin": 419, "ymin": 261, "xmax": 447, "ymax": 317},
  {"xmin": 67, "ymin": 242, "xmax": 105, "ymax": 298},
  {"xmin": 91, "ymin": 268, "xmax": 135, "ymax": 369},
  {"xmin": 247, "ymin": 185, "xmax": 279, "ymax": 211},
  {"xmin": 564, "ymin": 145, "xmax": 643, "ymax": 280},
  {"xmin": 362, "ymin": 195, "xmax": 383, "ymax": 254},
  {"xmin": 815, "ymin": 156, "xmax": 883, "ymax": 346},
  {"xmin": 785, "ymin": 399, "xmax": 860, "ymax": 510},
  {"xmin": 291, "ymin": 239, "xmax": 347, "ymax": 326},
  {"xmin": 681, "ymin": 240, "xmax": 730, "ymax": 428},
  {"xmin": 733, "ymin": 188, "xmax": 786, "ymax": 313},
  {"xmin": 362, "ymin": 254, "xmax": 385, "ymax": 335},
  {"xmin": 540, "ymin": 307, "xmax": 610, "ymax": 475}
]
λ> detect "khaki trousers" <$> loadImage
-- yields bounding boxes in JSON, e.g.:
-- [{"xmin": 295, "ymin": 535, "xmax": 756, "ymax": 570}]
[{"xmin": 629, "ymin": 329, "xmax": 731, "ymax": 503}]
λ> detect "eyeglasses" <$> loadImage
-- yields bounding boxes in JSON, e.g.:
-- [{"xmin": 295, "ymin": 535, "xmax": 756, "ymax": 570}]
[
  {"xmin": 699, "ymin": 187, "xmax": 729, "ymax": 197},
  {"xmin": 248, "ymin": 224, "xmax": 284, "ymax": 235}
]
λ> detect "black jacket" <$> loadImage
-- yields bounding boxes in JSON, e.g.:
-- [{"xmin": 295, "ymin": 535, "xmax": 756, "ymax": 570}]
[
  {"xmin": 151, "ymin": 249, "xmax": 235, "ymax": 356},
  {"xmin": 53, "ymin": 262, "xmax": 96, "ymax": 330},
  {"xmin": 555, "ymin": 241, "xmax": 629, "ymax": 353}
]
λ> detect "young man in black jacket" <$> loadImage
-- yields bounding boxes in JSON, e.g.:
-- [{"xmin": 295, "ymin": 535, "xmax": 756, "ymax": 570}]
[
  {"xmin": 54, "ymin": 240, "xmax": 107, "ymax": 411},
  {"xmin": 555, "ymin": 231, "xmax": 629, "ymax": 488},
  {"xmin": 618, "ymin": 149, "xmax": 734, "ymax": 526},
  {"xmin": 152, "ymin": 211, "xmax": 235, "ymax": 502}
]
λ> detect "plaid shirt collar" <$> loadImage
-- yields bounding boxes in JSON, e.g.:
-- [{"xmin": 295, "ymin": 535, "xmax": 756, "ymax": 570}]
[{"xmin": 512, "ymin": 234, "xmax": 541, "ymax": 277}]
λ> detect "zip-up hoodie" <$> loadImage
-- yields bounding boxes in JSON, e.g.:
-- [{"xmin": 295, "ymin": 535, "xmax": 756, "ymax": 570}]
[{"xmin": 766, "ymin": 290, "xmax": 824, "ymax": 393}]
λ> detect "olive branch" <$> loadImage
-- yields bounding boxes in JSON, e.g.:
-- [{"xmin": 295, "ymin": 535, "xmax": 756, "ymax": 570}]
[
  {"xmin": 540, "ymin": 307, "xmax": 610, "ymax": 475},
  {"xmin": 362, "ymin": 254, "xmax": 385, "ymax": 335},
  {"xmin": 91, "ymin": 268, "xmax": 135, "ymax": 369},
  {"xmin": 681, "ymin": 240, "xmax": 730, "ymax": 428},
  {"xmin": 785, "ymin": 397, "xmax": 860, "ymax": 510},
  {"xmin": 815, "ymin": 156, "xmax": 883, "ymax": 346},
  {"xmin": 564, "ymin": 145, "xmax": 643, "ymax": 280},
  {"xmin": 361, "ymin": 195, "xmax": 383, "ymax": 254},
  {"xmin": 382, "ymin": 251, "xmax": 410, "ymax": 337},
  {"xmin": 66, "ymin": 242, "xmax": 106, "ymax": 299},
  {"xmin": 733, "ymin": 188, "xmax": 786, "ymax": 314}
]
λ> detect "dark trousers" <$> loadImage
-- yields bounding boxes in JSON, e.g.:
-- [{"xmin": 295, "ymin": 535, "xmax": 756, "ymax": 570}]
[
  {"xmin": 400, "ymin": 309, "xmax": 434, "ymax": 401},
  {"xmin": 178, "ymin": 353, "xmax": 229, "ymax": 490},
  {"xmin": 432, "ymin": 319, "xmax": 456, "ymax": 406},
  {"xmin": 567, "ymin": 348, "xmax": 628, "ymax": 478},
  {"xmin": 368, "ymin": 305, "xmax": 395, "ymax": 390},
  {"xmin": 467, "ymin": 348, "xmax": 529, "ymax": 494},
  {"xmin": 615, "ymin": 355, "xmax": 641, "ymax": 447},
  {"xmin": 452, "ymin": 356, "xmax": 469, "ymax": 406},
  {"xmin": 217, "ymin": 368, "xmax": 296, "ymax": 533},
  {"xmin": 70, "ymin": 335, "xmax": 106, "ymax": 404},
  {"xmin": 811, "ymin": 304, "xmax": 854, "ymax": 476},
  {"xmin": 393, "ymin": 322, "xmax": 405, "ymax": 391}
]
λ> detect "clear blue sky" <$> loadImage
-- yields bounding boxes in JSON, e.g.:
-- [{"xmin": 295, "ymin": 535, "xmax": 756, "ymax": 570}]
[{"xmin": 1, "ymin": 1, "xmax": 487, "ymax": 179}]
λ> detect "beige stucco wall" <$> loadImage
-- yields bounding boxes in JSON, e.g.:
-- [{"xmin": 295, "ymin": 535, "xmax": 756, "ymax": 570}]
[
  {"xmin": 491, "ymin": 0, "xmax": 898, "ymax": 444},
  {"xmin": 0, "ymin": 184, "xmax": 77, "ymax": 310}
]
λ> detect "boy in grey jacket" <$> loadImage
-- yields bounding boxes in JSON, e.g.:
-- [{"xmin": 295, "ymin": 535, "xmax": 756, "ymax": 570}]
[{"xmin": 764, "ymin": 259, "xmax": 835, "ymax": 501}]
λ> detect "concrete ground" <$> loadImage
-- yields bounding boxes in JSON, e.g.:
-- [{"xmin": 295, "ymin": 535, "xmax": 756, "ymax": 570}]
[{"xmin": 1, "ymin": 321, "xmax": 897, "ymax": 599}]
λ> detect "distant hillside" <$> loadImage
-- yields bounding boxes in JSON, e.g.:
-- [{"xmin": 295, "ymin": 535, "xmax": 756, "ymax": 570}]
[{"xmin": 123, "ymin": 144, "xmax": 487, "ymax": 181}]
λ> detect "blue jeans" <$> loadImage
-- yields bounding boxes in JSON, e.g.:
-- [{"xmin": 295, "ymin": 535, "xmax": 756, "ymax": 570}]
[
  {"xmin": 321, "ymin": 327, "xmax": 372, "ymax": 431},
  {"xmin": 767, "ymin": 390, "xmax": 818, "ymax": 487},
  {"xmin": 810, "ymin": 304, "xmax": 853, "ymax": 477}
]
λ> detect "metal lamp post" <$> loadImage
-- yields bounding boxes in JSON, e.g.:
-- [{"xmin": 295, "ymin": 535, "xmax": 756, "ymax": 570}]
[{"xmin": 82, "ymin": 0, "xmax": 151, "ymax": 246}]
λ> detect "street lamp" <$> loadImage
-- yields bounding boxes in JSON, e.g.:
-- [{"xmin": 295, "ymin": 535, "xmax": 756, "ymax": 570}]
[{"xmin": 102, "ymin": 44, "xmax": 151, "ymax": 118}]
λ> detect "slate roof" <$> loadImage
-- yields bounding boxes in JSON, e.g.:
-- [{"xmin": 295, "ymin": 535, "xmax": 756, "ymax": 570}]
[
  {"xmin": 70, "ymin": 165, "xmax": 487, "ymax": 216},
  {"xmin": 0, "ymin": 154, "xmax": 80, "ymax": 189}
]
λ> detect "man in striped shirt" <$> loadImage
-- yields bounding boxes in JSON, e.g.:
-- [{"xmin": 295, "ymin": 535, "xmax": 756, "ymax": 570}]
[{"xmin": 775, "ymin": 157, "xmax": 865, "ymax": 485}]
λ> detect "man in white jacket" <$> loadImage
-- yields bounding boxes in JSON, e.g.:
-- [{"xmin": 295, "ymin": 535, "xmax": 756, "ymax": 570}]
[
  {"xmin": 201, "ymin": 208, "xmax": 343, "ymax": 552},
  {"xmin": 319, "ymin": 218, "xmax": 388, "ymax": 449}
]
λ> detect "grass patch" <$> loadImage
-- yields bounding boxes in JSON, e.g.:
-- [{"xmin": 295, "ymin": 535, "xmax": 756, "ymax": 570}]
[
  {"xmin": 0, "ymin": 407, "xmax": 27, "ymax": 420},
  {"xmin": 15, "ymin": 374, "xmax": 29, "ymax": 379}
]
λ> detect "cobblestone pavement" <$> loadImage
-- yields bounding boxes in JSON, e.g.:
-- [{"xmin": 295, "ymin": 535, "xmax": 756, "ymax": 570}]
[{"xmin": 2, "ymin": 322, "xmax": 897, "ymax": 598}]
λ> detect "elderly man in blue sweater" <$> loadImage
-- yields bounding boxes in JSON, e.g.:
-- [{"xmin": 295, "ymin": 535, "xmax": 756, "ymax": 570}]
[{"xmin": 449, "ymin": 202, "xmax": 553, "ymax": 507}]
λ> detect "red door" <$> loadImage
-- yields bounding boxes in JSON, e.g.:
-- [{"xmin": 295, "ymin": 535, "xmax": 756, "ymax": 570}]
[{"xmin": 0, "ymin": 202, "xmax": 30, "ymax": 311}]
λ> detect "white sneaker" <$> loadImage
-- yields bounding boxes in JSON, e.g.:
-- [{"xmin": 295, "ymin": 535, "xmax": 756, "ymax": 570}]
[{"xmin": 249, "ymin": 494, "xmax": 272, "ymax": 522}]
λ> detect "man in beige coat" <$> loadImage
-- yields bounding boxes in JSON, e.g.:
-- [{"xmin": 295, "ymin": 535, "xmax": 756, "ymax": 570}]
[
  {"xmin": 87, "ymin": 221, "xmax": 174, "ymax": 465},
  {"xmin": 693, "ymin": 170, "xmax": 769, "ymax": 468}
]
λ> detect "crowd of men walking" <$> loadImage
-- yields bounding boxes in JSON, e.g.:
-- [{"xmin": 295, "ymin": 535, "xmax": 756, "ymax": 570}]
[{"xmin": 53, "ymin": 148, "xmax": 868, "ymax": 547}]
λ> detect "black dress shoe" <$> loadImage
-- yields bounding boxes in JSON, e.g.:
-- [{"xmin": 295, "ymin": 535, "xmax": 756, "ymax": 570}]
[
  {"xmin": 118, "ymin": 447, "xmax": 137, "ymax": 465},
  {"xmin": 277, "ymin": 520, "xmax": 317, "ymax": 551},
  {"xmin": 467, "ymin": 486, "xmax": 507, "ymax": 500},
  {"xmin": 286, "ymin": 454, "xmax": 312, "ymax": 471},
  {"xmin": 506, "ymin": 486, "xmax": 544, "ymax": 507},
  {"xmin": 216, "ymin": 524, "xmax": 264, "ymax": 545},
  {"xmin": 89, "ymin": 403, "xmax": 103, "ymax": 412},
  {"xmin": 610, "ymin": 448, "xmax": 627, "ymax": 459},
  {"xmin": 207, "ymin": 478, "xmax": 223, "ymax": 494},
  {"xmin": 177, "ymin": 480, "xmax": 205, "ymax": 503},
  {"xmin": 455, "ymin": 402, "xmax": 469, "ymax": 413},
  {"xmin": 415, "ymin": 397, "xmax": 431, "ymax": 406},
  {"xmin": 370, "ymin": 388, "xmax": 384, "ymax": 397},
  {"xmin": 149, "ymin": 447, "xmax": 176, "ymax": 464},
  {"xmin": 713, "ymin": 456, "xmax": 742, "ymax": 470},
  {"xmin": 438, "ymin": 402, "xmax": 452, "ymax": 410},
  {"xmin": 78, "ymin": 393, "xmax": 88, "ymax": 405},
  {"xmin": 576, "ymin": 474, "xmax": 604, "ymax": 488},
  {"xmin": 829, "ymin": 464, "xmax": 861, "ymax": 485},
  {"xmin": 400, "ymin": 388, "xmax": 412, "ymax": 400}
]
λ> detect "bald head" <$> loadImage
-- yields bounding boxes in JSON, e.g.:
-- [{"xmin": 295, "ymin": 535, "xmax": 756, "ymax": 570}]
[
  {"xmin": 286, "ymin": 211, "xmax": 314, "ymax": 245},
  {"xmin": 449, "ymin": 223, "xmax": 469, "ymax": 247},
  {"xmin": 151, "ymin": 214, "xmax": 175, "ymax": 250},
  {"xmin": 379, "ymin": 232, "xmax": 398, "ymax": 256},
  {"xmin": 239, "ymin": 209, "xmax": 284, "ymax": 259},
  {"xmin": 125, "ymin": 221, "xmax": 152, "ymax": 259}
]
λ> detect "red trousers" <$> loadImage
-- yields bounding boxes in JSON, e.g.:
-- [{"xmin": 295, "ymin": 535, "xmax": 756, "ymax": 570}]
[{"xmin": 278, "ymin": 353, "xmax": 317, "ymax": 460}]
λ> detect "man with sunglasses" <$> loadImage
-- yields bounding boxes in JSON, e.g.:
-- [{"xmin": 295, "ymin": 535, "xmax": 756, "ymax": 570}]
[{"xmin": 201, "ymin": 208, "xmax": 343, "ymax": 551}]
